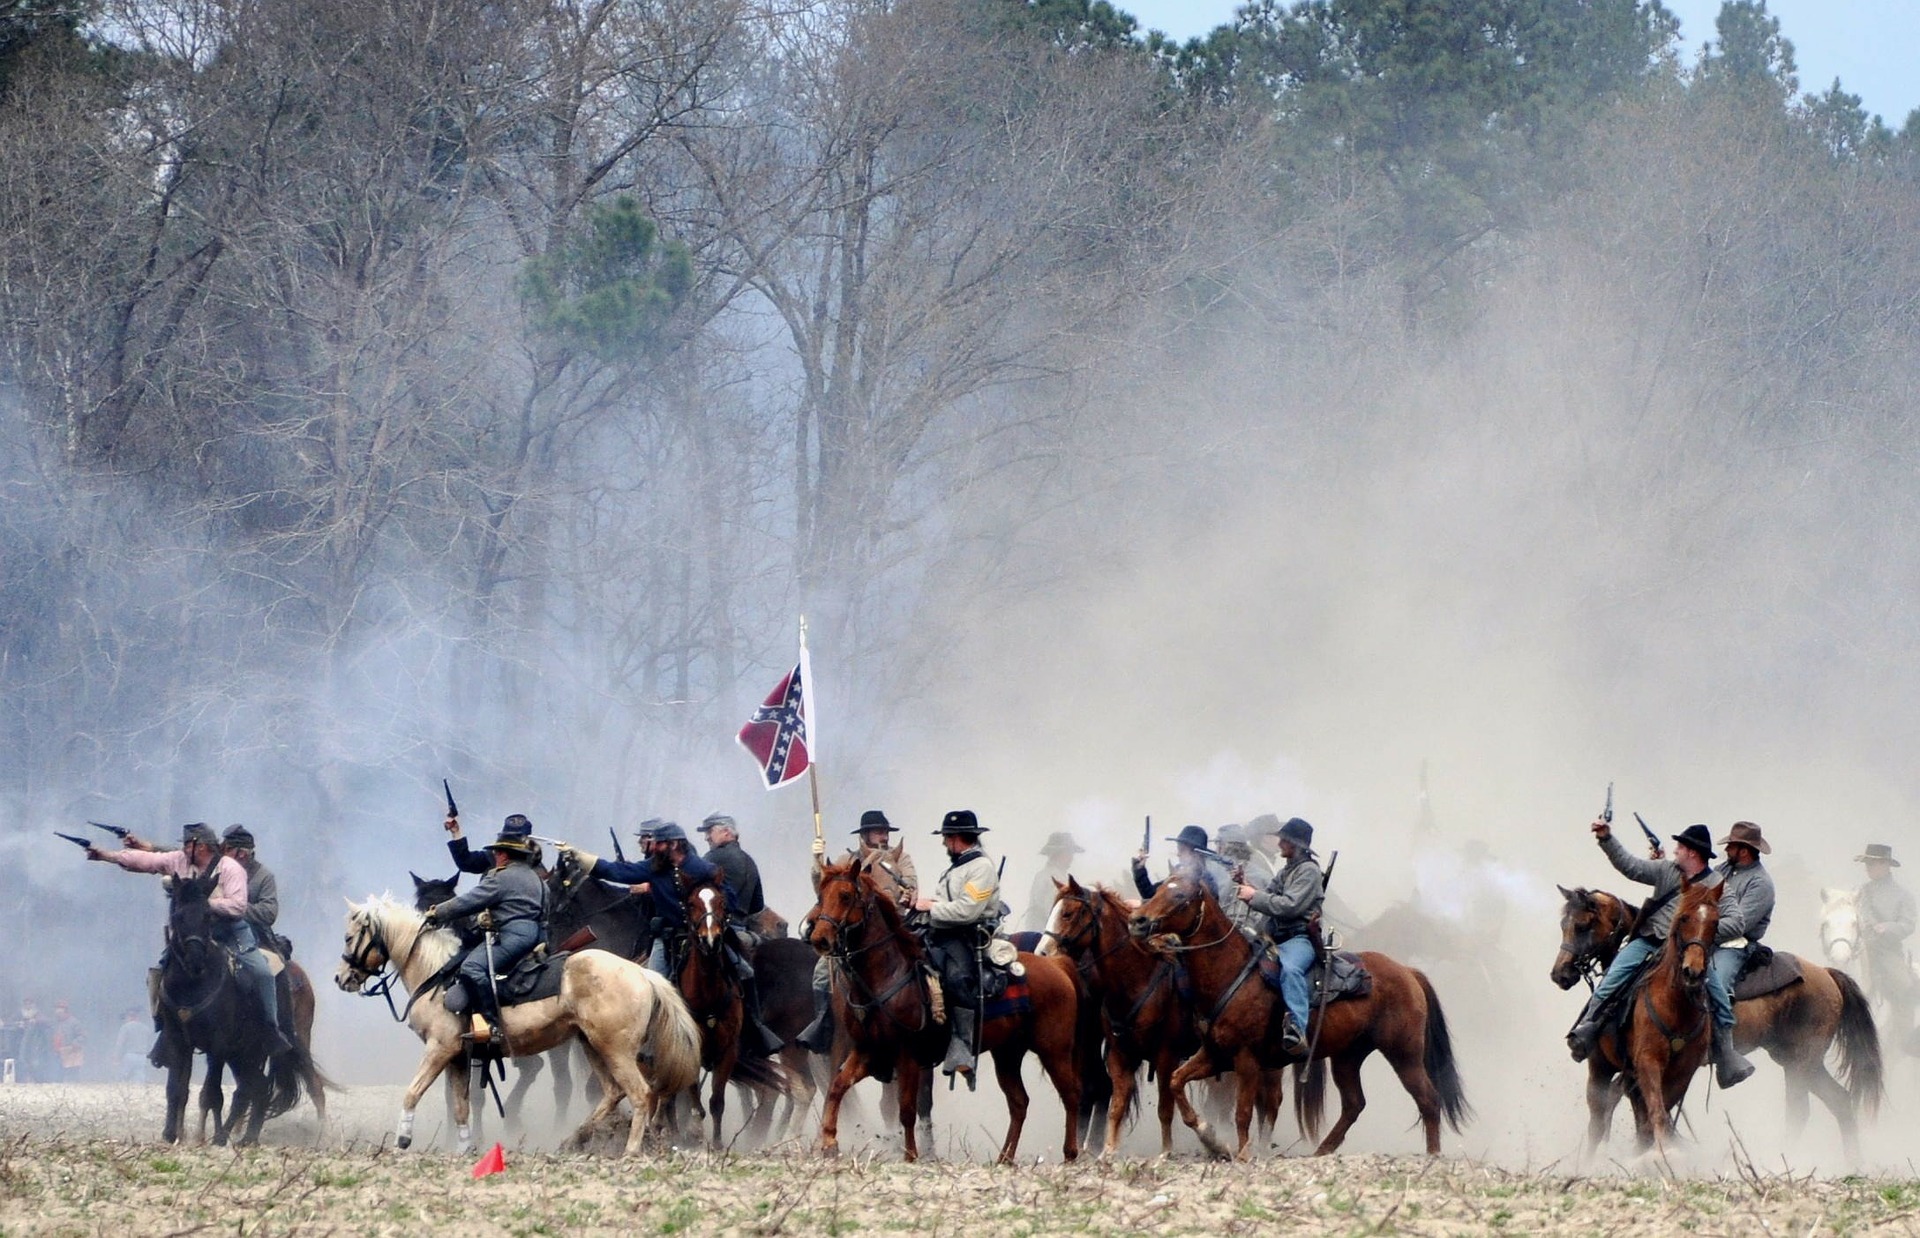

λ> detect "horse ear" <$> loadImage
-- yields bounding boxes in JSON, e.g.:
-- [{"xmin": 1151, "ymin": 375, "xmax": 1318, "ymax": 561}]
[
  {"xmin": 409, "ymin": 872, "xmax": 424, "ymax": 888},
  {"xmin": 1556, "ymin": 883, "xmax": 1573, "ymax": 901},
  {"xmin": 1053, "ymin": 876, "xmax": 1067, "ymax": 892}
]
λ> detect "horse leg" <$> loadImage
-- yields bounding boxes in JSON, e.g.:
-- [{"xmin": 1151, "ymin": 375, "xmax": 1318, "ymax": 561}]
[
  {"xmin": 1033, "ymin": 1033, "xmax": 1082, "ymax": 1164},
  {"xmin": 897, "ymin": 1058, "xmax": 925, "ymax": 1163},
  {"xmin": 777, "ymin": 1044, "xmax": 815, "ymax": 1140},
  {"xmin": 505, "ymin": 1053, "xmax": 543, "ymax": 1123},
  {"xmin": 1801, "ymin": 1061, "xmax": 1860, "ymax": 1162},
  {"xmin": 197, "ymin": 1059, "xmax": 223, "ymax": 1145},
  {"xmin": 991, "ymin": 1046, "xmax": 1031, "ymax": 1165},
  {"xmin": 1230, "ymin": 1049, "xmax": 1262, "ymax": 1159},
  {"xmin": 1782, "ymin": 1061, "xmax": 1813, "ymax": 1138},
  {"xmin": 600, "ymin": 1047, "xmax": 657, "ymax": 1159},
  {"xmin": 1380, "ymin": 1039, "xmax": 1446, "ymax": 1156},
  {"xmin": 237, "ymin": 1059, "xmax": 272, "ymax": 1147},
  {"xmin": 395, "ymin": 1039, "xmax": 460, "ymax": 1150},
  {"xmin": 1155, "ymin": 1046, "xmax": 1178, "ymax": 1155},
  {"xmin": 1100, "ymin": 1046, "xmax": 1139, "ymax": 1160},
  {"xmin": 708, "ymin": 1053, "xmax": 734, "ymax": 1148},
  {"xmin": 818, "ymin": 1047, "xmax": 869, "ymax": 1158},
  {"xmin": 551, "ymin": 1042, "xmax": 574, "ymax": 1126},
  {"xmin": 1255, "ymin": 1069, "xmax": 1283, "ymax": 1147},
  {"xmin": 565, "ymin": 1044, "xmax": 626, "ymax": 1150},
  {"xmin": 1166, "ymin": 1046, "xmax": 1231, "ymax": 1159},
  {"xmin": 1583, "ymin": 1064, "xmax": 1619, "ymax": 1159},
  {"xmin": 160, "ymin": 1045, "xmax": 192, "ymax": 1144},
  {"xmin": 1312, "ymin": 1049, "xmax": 1368, "ymax": 1156}
]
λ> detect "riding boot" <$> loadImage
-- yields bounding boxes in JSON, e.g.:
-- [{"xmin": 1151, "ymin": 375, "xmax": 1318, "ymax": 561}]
[
  {"xmin": 1712, "ymin": 1024, "xmax": 1755, "ymax": 1088},
  {"xmin": 797, "ymin": 987, "xmax": 835, "ymax": 1054},
  {"xmin": 941, "ymin": 1007, "xmax": 978, "ymax": 1087},
  {"xmin": 1279, "ymin": 1012, "xmax": 1309, "ymax": 1057},
  {"xmin": 1566, "ymin": 996, "xmax": 1604, "ymax": 1062}
]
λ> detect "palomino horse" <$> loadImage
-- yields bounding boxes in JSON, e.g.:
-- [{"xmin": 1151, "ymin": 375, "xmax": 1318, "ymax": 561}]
[
  {"xmin": 335, "ymin": 896, "xmax": 701, "ymax": 1156},
  {"xmin": 1558, "ymin": 885, "xmax": 1882, "ymax": 1158},
  {"xmin": 672, "ymin": 871, "xmax": 793, "ymax": 1146},
  {"xmin": 157, "ymin": 869, "xmax": 322, "ymax": 1146},
  {"xmin": 1129, "ymin": 872, "xmax": 1469, "ymax": 1159},
  {"xmin": 808, "ymin": 860, "xmax": 1084, "ymax": 1163}
]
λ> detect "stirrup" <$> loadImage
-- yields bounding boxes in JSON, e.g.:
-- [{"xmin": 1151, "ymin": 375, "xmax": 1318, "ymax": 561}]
[{"xmin": 469, "ymin": 1014, "xmax": 494, "ymax": 1045}]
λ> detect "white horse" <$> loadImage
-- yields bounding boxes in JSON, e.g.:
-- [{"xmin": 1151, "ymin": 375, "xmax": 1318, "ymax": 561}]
[{"xmin": 335, "ymin": 896, "xmax": 700, "ymax": 1156}]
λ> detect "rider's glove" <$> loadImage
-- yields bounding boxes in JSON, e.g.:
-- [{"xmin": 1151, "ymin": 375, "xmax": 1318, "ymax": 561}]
[
  {"xmin": 810, "ymin": 837, "xmax": 826, "ymax": 857},
  {"xmin": 422, "ymin": 906, "xmax": 444, "ymax": 929}
]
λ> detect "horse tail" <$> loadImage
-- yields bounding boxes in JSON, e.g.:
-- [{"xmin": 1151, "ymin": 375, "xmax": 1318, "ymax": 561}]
[
  {"xmin": 1415, "ymin": 969, "xmax": 1472, "ymax": 1133},
  {"xmin": 1829, "ymin": 967, "xmax": 1884, "ymax": 1120},
  {"xmin": 638, "ymin": 971, "xmax": 703, "ymax": 1097},
  {"xmin": 1293, "ymin": 1056, "xmax": 1327, "ymax": 1141}
]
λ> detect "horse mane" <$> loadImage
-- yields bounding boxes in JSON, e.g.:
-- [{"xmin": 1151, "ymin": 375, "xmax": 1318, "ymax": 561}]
[
  {"xmin": 357, "ymin": 894, "xmax": 460, "ymax": 974},
  {"xmin": 1091, "ymin": 884, "xmax": 1137, "ymax": 919}
]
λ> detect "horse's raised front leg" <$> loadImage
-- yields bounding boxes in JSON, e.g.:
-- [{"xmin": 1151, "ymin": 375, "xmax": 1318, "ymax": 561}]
[
  {"xmin": 1100, "ymin": 1046, "xmax": 1139, "ymax": 1160},
  {"xmin": 396, "ymin": 1037, "xmax": 461, "ymax": 1150},
  {"xmin": 1167, "ymin": 1045, "xmax": 1230, "ymax": 1159}
]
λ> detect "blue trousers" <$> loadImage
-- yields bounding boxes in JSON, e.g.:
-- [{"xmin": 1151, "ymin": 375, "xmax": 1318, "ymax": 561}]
[
  {"xmin": 1589, "ymin": 937, "xmax": 1657, "ymax": 1011},
  {"xmin": 456, "ymin": 919, "xmax": 541, "ymax": 1010},
  {"xmin": 214, "ymin": 918, "xmax": 278, "ymax": 1027},
  {"xmin": 1706, "ymin": 946, "xmax": 1740, "ymax": 1030},
  {"xmin": 646, "ymin": 938, "xmax": 670, "ymax": 976},
  {"xmin": 1276, "ymin": 935, "xmax": 1315, "ymax": 1029}
]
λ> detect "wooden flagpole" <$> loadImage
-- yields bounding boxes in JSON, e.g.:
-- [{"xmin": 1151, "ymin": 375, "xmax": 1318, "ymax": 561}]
[{"xmin": 801, "ymin": 615, "xmax": 823, "ymax": 844}]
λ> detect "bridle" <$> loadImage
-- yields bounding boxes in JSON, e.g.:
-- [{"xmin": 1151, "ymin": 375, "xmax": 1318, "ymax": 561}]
[
  {"xmin": 340, "ymin": 908, "xmax": 422, "ymax": 1023},
  {"xmin": 811, "ymin": 870, "xmax": 927, "ymax": 1023},
  {"xmin": 1044, "ymin": 887, "xmax": 1134, "ymax": 973},
  {"xmin": 1553, "ymin": 894, "xmax": 1627, "ymax": 993},
  {"xmin": 1130, "ymin": 878, "xmax": 1238, "ymax": 953}
]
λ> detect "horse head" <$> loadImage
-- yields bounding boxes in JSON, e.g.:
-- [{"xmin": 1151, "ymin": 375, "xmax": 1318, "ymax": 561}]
[
  {"xmin": 409, "ymin": 872, "xmax": 458, "ymax": 913},
  {"xmin": 1820, "ymin": 886, "xmax": 1860, "ymax": 965},
  {"xmin": 335, "ymin": 900, "xmax": 388, "ymax": 994},
  {"xmin": 1671, "ymin": 877, "xmax": 1721, "ymax": 989},
  {"xmin": 684, "ymin": 874, "xmax": 729, "ymax": 957},
  {"xmin": 810, "ymin": 860, "xmax": 900, "ymax": 960},
  {"xmin": 1550, "ymin": 884, "xmax": 1629, "ymax": 990},
  {"xmin": 1128, "ymin": 872, "xmax": 1209, "ymax": 945},
  {"xmin": 1038, "ymin": 876, "xmax": 1097, "ymax": 958}
]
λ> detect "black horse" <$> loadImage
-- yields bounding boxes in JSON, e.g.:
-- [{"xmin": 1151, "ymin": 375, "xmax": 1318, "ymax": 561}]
[{"xmin": 156, "ymin": 869, "xmax": 312, "ymax": 1145}]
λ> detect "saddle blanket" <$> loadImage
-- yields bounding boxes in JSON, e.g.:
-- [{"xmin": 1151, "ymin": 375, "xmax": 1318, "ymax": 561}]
[
  {"xmin": 497, "ymin": 951, "xmax": 570, "ymax": 1006},
  {"xmin": 1733, "ymin": 949, "xmax": 1803, "ymax": 1001},
  {"xmin": 984, "ymin": 978, "xmax": 1032, "ymax": 1022},
  {"xmin": 1257, "ymin": 949, "xmax": 1372, "ymax": 1002}
]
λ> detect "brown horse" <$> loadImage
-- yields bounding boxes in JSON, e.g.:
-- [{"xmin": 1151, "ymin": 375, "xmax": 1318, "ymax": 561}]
[
  {"xmin": 1042, "ymin": 877, "xmax": 1242, "ymax": 1155},
  {"xmin": 808, "ymin": 860, "xmax": 1084, "ymax": 1163},
  {"xmin": 1129, "ymin": 872, "xmax": 1469, "ymax": 1159},
  {"xmin": 1553, "ymin": 885, "xmax": 1883, "ymax": 1159},
  {"xmin": 674, "ymin": 872, "xmax": 791, "ymax": 1146}
]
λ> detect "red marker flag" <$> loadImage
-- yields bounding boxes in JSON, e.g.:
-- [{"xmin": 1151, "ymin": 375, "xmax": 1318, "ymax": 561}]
[
  {"xmin": 736, "ymin": 647, "xmax": 814, "ymax": 790},
  {"xmin": 470, "ymin": 1141, "xmax": 506, "ymax": 1178}
]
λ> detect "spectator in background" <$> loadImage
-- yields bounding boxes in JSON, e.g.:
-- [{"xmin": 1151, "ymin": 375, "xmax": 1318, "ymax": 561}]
[
  {"xmin": 50, "ymin": 1000, "xmax": 84, "ymax": 1082},
  {"xmin": 114, "ymin": 1008, "xmax": 149, "ymax": 1081},
  {"xmin": 15, "ymin": 999, "xmax": 52, "ymax": 1082}
]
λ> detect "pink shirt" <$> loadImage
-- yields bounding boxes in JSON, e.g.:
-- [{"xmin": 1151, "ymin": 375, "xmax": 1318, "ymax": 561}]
[{"xmin": 110, "ymin": 849, "xmax": 250, "ymax": 918}]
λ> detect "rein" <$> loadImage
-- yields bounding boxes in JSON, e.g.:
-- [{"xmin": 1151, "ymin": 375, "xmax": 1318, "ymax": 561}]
[
  {"xmin": 341, "ymin": 912, "xmax": 431, "ymax": 1023},
  {"xmin": 1050, "ymin": 890, "xmax": 1173, "ymax": 1047},
  {"xmin": 815, "ymin": 880, "xmax": 932, "ymax": 1033}
]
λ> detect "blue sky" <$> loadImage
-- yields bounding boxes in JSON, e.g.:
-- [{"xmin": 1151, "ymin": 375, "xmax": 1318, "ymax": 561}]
[{"xmin": 1122, "ymin": 0, "xmax": 1919, "ymax": 126}]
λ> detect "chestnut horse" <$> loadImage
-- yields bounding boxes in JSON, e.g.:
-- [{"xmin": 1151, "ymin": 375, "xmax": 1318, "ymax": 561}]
[
  {"xmin": 1553, "ymin": 884, "xmax": 1882, "ymax": 1158},
  {"xmin": 1129, "ymin": 872, "xmax": 1469, "ymax": 1159},
  {"xmin": 1041, "ymin": 878, "xmax": 1280, "ymax": 1155},
  {"xmin": 807, "ymin": 860, "xmax": 1084, "ymax": 1163}
]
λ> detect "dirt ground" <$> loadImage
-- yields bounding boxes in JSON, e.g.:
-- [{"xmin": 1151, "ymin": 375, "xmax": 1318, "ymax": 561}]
[{"xmin": 4, "ymin": 1083, "xmax": 1920, "ymax": 1236}]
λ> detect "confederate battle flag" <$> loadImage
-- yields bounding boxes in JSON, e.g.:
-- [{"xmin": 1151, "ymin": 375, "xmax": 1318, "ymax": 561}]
[{"xmin": 736, "ymin": 648, "xmax": 814, "ymax": 789}]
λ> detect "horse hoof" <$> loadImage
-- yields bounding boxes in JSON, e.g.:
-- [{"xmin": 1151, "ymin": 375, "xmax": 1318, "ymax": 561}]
[{"xmin": 396, "ymin": 1135, "xmax": 412, "ymax": 1150}]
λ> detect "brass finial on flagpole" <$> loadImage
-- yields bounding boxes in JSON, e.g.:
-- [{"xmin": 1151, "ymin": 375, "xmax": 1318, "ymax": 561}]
[{"xmin": 801, "ymin": 615, "xmax": 823, "ymax": 844}]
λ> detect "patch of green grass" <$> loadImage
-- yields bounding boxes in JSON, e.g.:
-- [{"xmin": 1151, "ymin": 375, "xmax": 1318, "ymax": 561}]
[
  {"xmin": 312, "ymin": 1168, "xmax": 364, "ymax": 1188},
  {"xmin": 658, "ymin": 1195, "xmax": 701, "ymax": 1234}
]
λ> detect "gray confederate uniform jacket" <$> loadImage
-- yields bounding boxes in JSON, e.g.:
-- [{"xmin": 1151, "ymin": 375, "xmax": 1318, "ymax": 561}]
[
  {"xmin": 1598, "ymin": 833, "xmax": 1717, "ymax": 943},
  {"xmin": 929, "ymin": 849, "xmax": 1000, "ymax": 931},
  {"xmin": 435, "ymin": 859, "xmax": 547, "ymax": 934},
  {"xmin": 1860, "ymin": 875, "xmax": 1916, "ymax": 988},
  {"xmin": 1248, "ymin": 851, "xmax": 1323, "ymax": 942},
  {"xmin": 1714, "ymin": 859, "xmax": 1774, "ymax": 946}
]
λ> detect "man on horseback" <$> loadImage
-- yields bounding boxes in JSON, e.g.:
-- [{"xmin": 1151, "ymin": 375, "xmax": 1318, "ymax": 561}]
[
  {"xmin": 1134, "ymin": 826, "xmax": 1242, "ymax": 928},
  {"xmin": 445, "ymin": 806, "xmax": 542, "ymax": 874},
  {"xmin": 564, "ymin": 822, "xmax": 781, "ymax": 1056},
  {"xmin": 800, "ymin": 809, "xmax": 917, "ymax": 1052},
  {"xmin": 1236, "ymin": 816, "xmax": 1320, "ymax": 1056},
  {"xmin": 421, "ymin": 817, "xmax": 547, "ymax": 1043},
  {"xmin": 1568, "ymin": 819, "xmax": 1754, "ymax": 1085},
  {"xmin": 913, "ymin": 809, "xmax": 1000, "ymax": 1083},
  {"xmin": 222, "ymin": 824, "xmax": 301, "ymax": 1051},
  {"xmin": 1243, "ymin": 813, "xmax": 1282, "ymax": 891},
  {"xmin": 1856, "ymin": 843, "xmax": 1915, "ymax": 1037},
  {"xmin": 1702, "ymin": 822, "xmax": 1773, "ymax": 1087},
  {"xmin": 1023, "ymin": 831, "xmax": 1085, "ymax": 932},
  {"xmin": 89, "ymin": 823, "xmax": 294, "ymax": 1058},
  {"xmin": 700, "ymin": 813, "xmax": 766, "ymax": 933}
]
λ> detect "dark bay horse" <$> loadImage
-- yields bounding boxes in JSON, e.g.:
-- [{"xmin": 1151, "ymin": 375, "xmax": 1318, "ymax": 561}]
[
  {"xmin": 1129, "ymin": 872, "xmax": 1469, "ymax": 1159},
  {"xmin": 196, "ymin": 958, "xmax": 329, "ymax": 1140},
  {"xmin": 1553, "ymin": 884, "xmax": 1882, "ymax": 1159},
  {"xmin": 673, "ymin": 871, "xmax": 792, "ymax": 1146},
  {"xmin": 156, "ymin": 870, "xmax": 317, "ymax": 1146},
  {"xmin": 808, "ymin": 860, "xmax": 1085, "ymax": 1163}
]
